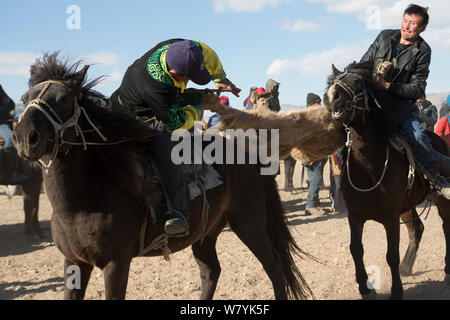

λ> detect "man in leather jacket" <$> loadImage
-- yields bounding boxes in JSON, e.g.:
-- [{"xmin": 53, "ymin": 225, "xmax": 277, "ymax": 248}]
[{"xmin": 360, "ymin": 4, "xmax": 450, "ymax": 199}]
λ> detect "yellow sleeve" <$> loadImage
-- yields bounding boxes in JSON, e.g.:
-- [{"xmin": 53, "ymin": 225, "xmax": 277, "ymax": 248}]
[
  {"xmin": 170, "ymin": 106, "xmax": 202, "ymax": 134},
  {"xmin": 196, "ymin": 40, "xmax": 227, "ymax": 83}
]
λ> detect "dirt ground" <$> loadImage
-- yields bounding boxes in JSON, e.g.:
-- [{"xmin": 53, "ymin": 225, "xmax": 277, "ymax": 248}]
[{"xmin": 1, "ymin": 161, "xmax": 450, "ymax": 300}]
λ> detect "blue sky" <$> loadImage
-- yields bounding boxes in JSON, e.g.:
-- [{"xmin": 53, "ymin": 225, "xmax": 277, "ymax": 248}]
[{"xmin": 1, "ymin": 0, "xmax": 449, "ymax": 113}]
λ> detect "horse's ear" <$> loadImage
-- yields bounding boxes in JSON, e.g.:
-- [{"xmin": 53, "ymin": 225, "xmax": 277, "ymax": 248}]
[
  {"xmin": 67, "ymin": 65, "xmax": 89, "ymax": 91},
  {"xmin": 332, "ymin": 64, "xmax": 341, "ymax": 77}
]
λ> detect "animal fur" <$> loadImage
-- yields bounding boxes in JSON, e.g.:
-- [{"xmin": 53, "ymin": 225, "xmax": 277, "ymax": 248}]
[{"xmin": 214, "ymin": 105, "xmax": 346, "ymax": 163}]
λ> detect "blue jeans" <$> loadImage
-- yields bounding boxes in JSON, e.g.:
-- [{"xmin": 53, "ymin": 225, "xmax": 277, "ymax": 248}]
[
  {"xmin": 400, "ymin": 115, "xmax": 438, "ymax": 169},
  {"xmin": 305, "ymin": 158, "xmax": 327, "ymax": 208},
  {"xmin": 0, "ymin": 123, "xmax": 13, "ymax": 147}
]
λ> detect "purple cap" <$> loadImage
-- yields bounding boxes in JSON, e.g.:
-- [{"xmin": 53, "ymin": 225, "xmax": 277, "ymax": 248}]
[{"xmin": 166, "ymin": 40, "xmax": 212, "ymax": 85}]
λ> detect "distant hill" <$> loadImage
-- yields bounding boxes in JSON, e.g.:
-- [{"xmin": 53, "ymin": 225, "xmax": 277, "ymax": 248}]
[
  {"xmin": 427, "ymin": 92, "xmax": 449, "ymax": 111},
  {"xmin": 281, "ymin": 104, "xmax": 305, "ymax": 112}
]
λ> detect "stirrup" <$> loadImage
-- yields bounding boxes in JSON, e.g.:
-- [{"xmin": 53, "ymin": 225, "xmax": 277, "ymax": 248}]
[{"xmin": 163, "ymin": 210, "xmax": 189, "ymax": 237}]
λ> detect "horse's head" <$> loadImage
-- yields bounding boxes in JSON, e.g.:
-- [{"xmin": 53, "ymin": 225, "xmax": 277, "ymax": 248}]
[
  {"xmin": 13, "ymin": 54, "xmax": 89, "ymax": 162},
  {"xmin": 323, "ymin": 62, "xmax": 373, "ymax": 125}
]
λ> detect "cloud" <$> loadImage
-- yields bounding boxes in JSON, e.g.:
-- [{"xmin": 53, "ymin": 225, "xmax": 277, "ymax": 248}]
[
  {"xmin": 96, "ymin": 71, "xmax": 123, "ymax": 87},
  {"xmin": 213, "ymin": 0, "xmax": 290, "ymax": 13},
  {"xmin": 279, "ymin": 18, "xmax": 324, "ymax": 32},
  {"xmin": 267, "ymin": 43, "xmax": 369, "ymax": 78},
  {"xmin": 307, "ymin": 0, "xmax": 450, "ymax": 48},
  {"xmin": 0, "ymin": 51, "xmax": 39, "ymax": 76},
  {"xmin": 83, "ymin": 52, "xmax": 120, "ymax": 66},
  {"xmin": 267, "ymin": 59, "xmax": 296, "ymax": 77}
]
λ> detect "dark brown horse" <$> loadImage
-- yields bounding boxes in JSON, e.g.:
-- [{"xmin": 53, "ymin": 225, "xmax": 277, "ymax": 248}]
[
  {"xmin": 324, "ymin": 61, "xmax": 450, "ymax": 299},
  {"xmin": 12, "ymin": 53, "xmax": 312, "ymax": 300},
  {"xmin": 0, "ymin": 146, "xmax": 43, "ymax": 237}
]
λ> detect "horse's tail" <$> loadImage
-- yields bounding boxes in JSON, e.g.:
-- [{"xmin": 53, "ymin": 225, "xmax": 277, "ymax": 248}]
[{"xmin": 263, "ymin": 174, "xmax": 316, "ymax": 300}]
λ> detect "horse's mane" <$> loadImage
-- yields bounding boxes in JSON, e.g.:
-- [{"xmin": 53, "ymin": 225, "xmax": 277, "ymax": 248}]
[
  {"xmin": 332, "ymin": 60, "xmax": 400, "ymax": 139},
  {"xmin": 29, "ymin": 53, "xmax": 152, "ymax": 195}
]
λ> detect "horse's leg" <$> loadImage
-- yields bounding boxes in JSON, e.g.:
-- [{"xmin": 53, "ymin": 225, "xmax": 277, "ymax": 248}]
[
  {"xmin": 21, "ymin": 174, "xmax": 43, "ymax": 238},
  {"xmin": 399, "ymin": 209, "xmax": 424, "ymax": 276},
  {"xmin": 228, "ymin": 221, "xmax": 288, "ymax": 299},
  {"xmin": 191, "ymin": 220, "xmax": 226, "ymax": 300},
  {"xmin": 435, "ymin": 197, "xmax": 450, "ymax": 284},
  {"xmin": 384, "ymin": 219, "xmax": 403, "ymax": 300},
  {"xmin": 63, "ymin": 258, "xmax": 94, "ymax": 300},
  {"xmin": 102, "ymin": 260, "xmax": 131, "ymax": 300},
  {"xmin": 348, "ymin": 213, "xmax": 373, "ymax": 298}
]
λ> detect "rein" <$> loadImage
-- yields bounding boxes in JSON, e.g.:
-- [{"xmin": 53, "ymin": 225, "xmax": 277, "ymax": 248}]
[
  {"xmin": 19, "ymin": 80, "xmax": 126, "ymax": 172},
  {"xmin": 344, "ymin": 125, "xmax": 390, "ymax": 193}
]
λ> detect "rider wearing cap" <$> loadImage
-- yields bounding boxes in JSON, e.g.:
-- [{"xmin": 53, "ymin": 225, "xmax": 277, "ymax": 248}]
[{"xmin": 111, "ymin": 39, "xmax": 240, "ymax": 235}]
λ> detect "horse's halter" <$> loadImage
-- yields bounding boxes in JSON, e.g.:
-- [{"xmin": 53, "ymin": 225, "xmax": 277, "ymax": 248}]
[
  {"xmin": 330, "ymin": 70, "xmax": 370, "ymax": 124},
  {"xmin": 331, "ymin": 71, "xmax": 390, "ymax": 193},
  {"xmin": 19, "ymin": 80, "xmax": 107, "ymax": 171}
]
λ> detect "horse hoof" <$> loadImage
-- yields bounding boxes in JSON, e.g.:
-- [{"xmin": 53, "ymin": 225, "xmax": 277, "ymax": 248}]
[
  {"xmin": 399, "ymin": 266, "xmax": 412, "ymax": 276},
  {"xmin": 445, "ymin": 274, "xmax": 450, "ymax": 286},
  {"xmin": 361, "ymin": 290, "xmax": 377, "ymax": 300}
]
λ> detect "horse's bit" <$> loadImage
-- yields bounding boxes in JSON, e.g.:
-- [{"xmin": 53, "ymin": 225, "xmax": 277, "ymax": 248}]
[{"xmin": 19, "ymin": 80, "xmax": 107, "ymax": 172}]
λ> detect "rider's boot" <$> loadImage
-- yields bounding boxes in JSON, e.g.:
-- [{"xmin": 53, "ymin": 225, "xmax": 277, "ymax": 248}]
[
  {"xmin": 433, "ymin": 153, "xmax": 450, "ymax": 200},
  {"xmin": 423, "ymin": 152, "xmax": 450, "ymax": 200}
]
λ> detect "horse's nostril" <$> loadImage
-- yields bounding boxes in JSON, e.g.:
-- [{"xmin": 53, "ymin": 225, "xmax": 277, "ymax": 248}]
[{"xmin": 29, "ymin": 130, "xmax": 40, "ymax": 146}]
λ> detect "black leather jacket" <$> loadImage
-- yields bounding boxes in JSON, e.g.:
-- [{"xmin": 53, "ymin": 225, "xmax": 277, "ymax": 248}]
[{"xmin": 360, "ymin": 30, "xmax": 431, "ymax": 123}]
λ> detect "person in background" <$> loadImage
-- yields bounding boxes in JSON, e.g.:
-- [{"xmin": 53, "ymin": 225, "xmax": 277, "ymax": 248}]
[
  {"xmin": 304, "ymin": 93, "xmax": 328, "ymax": 216},
  {"xmin": 329, "ymin": 147, "xmax": 347, "ymax": 215},
  {"xmin": 0, "ymin": 85, "xmax": 30, "ymax": 183},
  {"xmin": 440, "ymin": 97, "xmax": 449, "ymax": 119},
  {"xmin": 435, "ymin": 94, "xmax": 450, "ymax": 149},
  {"xmin": 266, "ymin": 79, "xmax": 281, "ymax": 112},
  {"xmin": 0, "ymin": 85, "xmax": 15, "ymax": 148},
  {"xmin": 252, "ymin": 87, "xmax": 272, "ymax": 111},
  {"xmin": 416, "ymin": 94, "xmax": 438, "ymax": 130},
  {"xmin": 243, "ymin": 86, "xmax": 257, "ymax": 111}
]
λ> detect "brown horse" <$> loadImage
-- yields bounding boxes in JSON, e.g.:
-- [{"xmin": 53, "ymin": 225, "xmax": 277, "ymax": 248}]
[
  {"xmin": 324, "ymin": 61, "xmax": 450, "ymax": 299},
  {"xmin": 0, "ymin": 144, "xmax": 43, "ymax": 237},
  {"xmin": 12, "ymin": 53, "xmax": 313, "ymax": 300}
]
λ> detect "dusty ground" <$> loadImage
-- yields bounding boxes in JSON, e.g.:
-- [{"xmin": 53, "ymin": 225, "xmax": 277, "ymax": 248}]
[{"xmin": 1, "ymin": 161, "xmax": 450, "ymax": 300}]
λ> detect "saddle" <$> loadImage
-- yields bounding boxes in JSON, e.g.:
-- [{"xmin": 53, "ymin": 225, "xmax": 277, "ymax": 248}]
[
  {"xmin": 132, "ymin": 148, "xmax": 223, "ymax": 259},
  {"xmin": 389, "ymin": 131, "xmax": 450, "ymax": 193}
]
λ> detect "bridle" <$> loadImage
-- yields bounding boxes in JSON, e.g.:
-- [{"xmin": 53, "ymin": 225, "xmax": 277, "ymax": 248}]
[
  {"xmin": 330, "ymin": 70, "xmax": 370, "ymax": 124},
  {"xmin": 19, "ymin": 80, "xmax": 108, "ymax": 171},
  {"xmin": 330, "ymin": 71, "xmax": 389, "ymax": 192}
]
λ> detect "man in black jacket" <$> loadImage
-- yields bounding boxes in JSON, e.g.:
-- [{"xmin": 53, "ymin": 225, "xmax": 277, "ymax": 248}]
[{"xmin": 360, "ymin": 4, "xmax": 450, "ymax": 199}]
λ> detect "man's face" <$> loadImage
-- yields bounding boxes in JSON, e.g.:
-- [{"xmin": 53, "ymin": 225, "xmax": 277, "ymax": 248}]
[
  {"xmin": 401, "ymin": 13, "xmax": 426, "ymax": 43},
  {"xmin": 256, "ymin": 96, "xmax": 270, "ymax": 109}
]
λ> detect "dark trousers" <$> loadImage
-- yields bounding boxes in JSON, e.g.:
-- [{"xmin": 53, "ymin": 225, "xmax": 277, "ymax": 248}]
[
  {"xmin": 150, "ymin": 131, "xmax": 189, "ymax": 219},
  {"xmin": 305, "ymin": 158, "xmax": 327, "ymax": 208}
]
